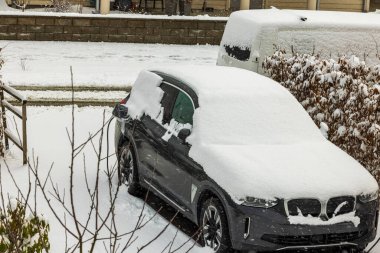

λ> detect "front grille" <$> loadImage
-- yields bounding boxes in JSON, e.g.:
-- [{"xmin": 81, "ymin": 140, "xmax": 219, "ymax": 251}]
[
  {"xmin": 262, "ymin": 231, "xmax": 367, "ymax": 246},
  {"xmin": 286, "ymin": 196, "xmax": 356, "ymax": 218},
  {"xmin": 327, "ymin": 196, "xmax": 355, "ymax": 218},
  {"xmin": 287, "ymin": 199, "xmax": 321, "ymax": 217}
]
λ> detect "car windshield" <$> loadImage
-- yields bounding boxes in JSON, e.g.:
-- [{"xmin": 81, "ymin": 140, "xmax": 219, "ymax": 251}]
[{"xmin": 191, "ymin": 92, "xmax": 324, "ymax": 146}]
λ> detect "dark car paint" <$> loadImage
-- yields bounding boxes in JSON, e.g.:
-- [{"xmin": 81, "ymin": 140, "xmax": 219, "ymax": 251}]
[{"xmin": 114, "ymin": 73, "xmax": 379, "ymax": 252}]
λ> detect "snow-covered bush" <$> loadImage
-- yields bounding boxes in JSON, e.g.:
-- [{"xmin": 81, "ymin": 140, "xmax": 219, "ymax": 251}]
[
  {"xmin": 263, "ymin": 49, "xmax": 380, "ymax": 180},
  {"xmin": 0, "ymin": 199, "xmax": 50, "ymax": 253}
]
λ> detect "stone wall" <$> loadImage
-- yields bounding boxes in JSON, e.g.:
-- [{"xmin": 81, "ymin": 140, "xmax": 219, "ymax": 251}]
[{"xmin": 0, "ymin": 15, "xmax": 227, "ymax": 44}]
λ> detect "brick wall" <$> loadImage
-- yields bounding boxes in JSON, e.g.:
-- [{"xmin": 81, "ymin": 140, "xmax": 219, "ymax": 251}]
[{"xmin": 0, "ymin": 15, "xmax": 227, "ymax": 44}]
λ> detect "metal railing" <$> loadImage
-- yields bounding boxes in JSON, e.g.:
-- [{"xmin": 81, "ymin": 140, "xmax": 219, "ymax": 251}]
[{"xmin": 0, "ymin": 85, "xmax": 27, "ymax": 164}]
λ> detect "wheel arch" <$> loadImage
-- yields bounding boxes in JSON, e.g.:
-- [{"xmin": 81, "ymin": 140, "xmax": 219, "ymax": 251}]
[
  {"xmin": 195, "ymin": 185, "xmax": 234, "ymax": 229},
  {"xmin": 195, "ymin": 185, "xmax": 236, "ymax": 250}
]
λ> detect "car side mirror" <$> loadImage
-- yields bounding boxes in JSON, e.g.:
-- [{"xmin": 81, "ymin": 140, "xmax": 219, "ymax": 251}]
[
  {"xmin": 178, "ymin": 128, "xmax": 191, "ymax": 143},
  {"xmin": 113, "ymin": 104, "xmax": 129, "ymax": 119}
]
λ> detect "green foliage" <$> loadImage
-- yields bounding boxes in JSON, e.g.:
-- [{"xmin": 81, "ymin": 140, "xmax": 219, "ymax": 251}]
[{"xmin": 0, "ymin": 200, "xmax": 50, "ymax": 253}]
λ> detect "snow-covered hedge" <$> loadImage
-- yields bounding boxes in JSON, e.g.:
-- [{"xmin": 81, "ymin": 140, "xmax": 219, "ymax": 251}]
[{"xmin": 263, "ymin": 50, "xmax": 380, "ymax": 180}]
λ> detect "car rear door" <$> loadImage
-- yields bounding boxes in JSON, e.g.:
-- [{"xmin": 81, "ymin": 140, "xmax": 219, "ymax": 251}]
[{"xmin": 133, "ymin": 83, "xmax": 178, "ymax": 185}]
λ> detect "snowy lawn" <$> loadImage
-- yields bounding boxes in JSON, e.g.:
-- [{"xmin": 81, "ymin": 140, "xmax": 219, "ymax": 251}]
[
  {"xmin": 0, "ymin": 105, "xmax": 378, "ymax": 252},
  {"xmin": 1, "ymin": 106, "xmax": 211, "ymax": 253},
  {"xmin": 0, "ymin": 41, "xmax": 218, "ymax": 87}
]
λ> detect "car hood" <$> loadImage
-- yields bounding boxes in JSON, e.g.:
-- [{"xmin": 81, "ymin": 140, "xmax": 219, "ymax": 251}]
[{"xmin": 189, "ymin": 141, "xmax": 378, "ymax": 202}]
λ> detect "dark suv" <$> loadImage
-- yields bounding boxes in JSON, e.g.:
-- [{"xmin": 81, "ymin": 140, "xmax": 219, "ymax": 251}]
[{"xmin": 113, "ymin": 66, "xmax": 379, "ymax": 253}]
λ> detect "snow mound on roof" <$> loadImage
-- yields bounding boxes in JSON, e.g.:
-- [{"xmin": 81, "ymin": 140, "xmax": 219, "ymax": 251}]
[{"xmin": 125, "ymin": 70, "xmax": 163, "ymax": 119}]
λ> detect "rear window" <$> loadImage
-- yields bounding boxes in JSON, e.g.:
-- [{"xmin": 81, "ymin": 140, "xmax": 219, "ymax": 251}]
[{"xmin": 224, "ymin": 45, "xmax": 251, "ymax": 61}]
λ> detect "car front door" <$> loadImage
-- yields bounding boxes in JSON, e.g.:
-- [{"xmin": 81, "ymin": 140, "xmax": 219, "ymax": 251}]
[{"xmin": 155, "ymin": 88, "xmax": 198, "ymax": 210}]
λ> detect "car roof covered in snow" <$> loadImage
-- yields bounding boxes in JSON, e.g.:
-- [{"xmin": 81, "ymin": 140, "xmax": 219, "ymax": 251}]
[
  {"xmin": 152, "ymin": 65, "xmax": 285, "ymax": 97},
  {"xmin": 151, "ymin": 65, "xmax": 324, "ymax": 145},
  {"xmin": 221, "ymin": 9, "xmax": 380, "ymax": 48}
]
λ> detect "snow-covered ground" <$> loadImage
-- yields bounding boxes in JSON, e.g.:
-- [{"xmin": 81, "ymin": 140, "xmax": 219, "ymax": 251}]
[
  {"xmin": 0, "ymin": 40, "xmax": 379, "ymax": 252},
  {"xmin": 0, "ymin": 0, "xmax": 12, "ymax": 11},
  {"xmin": 1, "ymin": 106, "xmax": 212, "ymax": 252},
  {"xmin": 2, "ymin": 105, "xmax": 380, "ymax": 252},
  {"xmin": 0, "ymin": 41, "xmax": 219, "ymax": 87}
]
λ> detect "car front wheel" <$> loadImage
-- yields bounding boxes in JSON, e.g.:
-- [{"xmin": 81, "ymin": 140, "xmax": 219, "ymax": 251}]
[
  {"xmin": 118, "ymin": 143, "xmax": 141, "ymax": 196},
  {"xmin": 201, "ymin": 198, "xmax": 233, "ymax": 253}
]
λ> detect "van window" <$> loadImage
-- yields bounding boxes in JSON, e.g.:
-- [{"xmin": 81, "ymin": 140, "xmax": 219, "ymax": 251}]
[
  {"xmin": 172, "ymin": 91, "xmax": 194, "ymax": 125},
  {"xmin": 224, "ymin": 45, "xmax": 251, "ymax": 61}
]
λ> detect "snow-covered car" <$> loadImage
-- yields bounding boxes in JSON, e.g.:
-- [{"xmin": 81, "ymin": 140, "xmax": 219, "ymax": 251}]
[
  {"xmin": 217, "ymin": 9, "xmax": 380, "ymax": 74},
  {"xmin": 113, "ymin": 66, "xmax": 379, "ymax": 252}
]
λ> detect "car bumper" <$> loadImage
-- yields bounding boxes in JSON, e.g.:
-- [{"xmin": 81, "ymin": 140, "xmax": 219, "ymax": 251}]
[{"xmin": 227, "ymin": 199, "xmax": 378, "ymax": 251}]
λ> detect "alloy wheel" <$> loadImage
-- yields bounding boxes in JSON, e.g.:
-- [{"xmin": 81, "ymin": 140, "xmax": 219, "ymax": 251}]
[
  {"xmin": 202, "ymin": 205, "xmax": 223, "ymax": 252},
  {"xmin": 119, "ymin": 147, "xmax": 134, "ymax": 187}
]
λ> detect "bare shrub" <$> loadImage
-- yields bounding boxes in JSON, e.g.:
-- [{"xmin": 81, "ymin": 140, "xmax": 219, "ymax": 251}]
[
  {"xmin": 46, "ymin": 0, "xmax": 71, "ymax": 12},
  {"xmin": 0, "ymin": 65, "xmax": 201, "ymax": 252},
  {"xmin": 20, "ymin": 57, "xmax": 27, "ymax": 71},
  {"xmin": 27, "ymin": 67, "xmax": 201, "ymax": 252},
  {"xmin": 263, "ymin": 49, "xmax": 380, "ymax": 180},
  {"xmin": 0, "ymin": 48, "xmax": 4, "ymax": 157},
  {"xmin": 12, "ymin": 0, "xmax": 29, "ymax": 12}
]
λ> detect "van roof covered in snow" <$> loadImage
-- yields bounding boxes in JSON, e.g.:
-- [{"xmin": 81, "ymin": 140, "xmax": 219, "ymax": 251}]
[{"xmin": 221, "ymin": 9, "xmax": 380, "ymax": 48}]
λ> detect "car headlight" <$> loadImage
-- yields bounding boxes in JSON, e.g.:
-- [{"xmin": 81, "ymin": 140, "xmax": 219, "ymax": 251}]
[
  {"xmin": 359, "ymin": 190, "xmax": 379, "ymax": 203},
  {"xmin": 241, "ymin": 197, "xmax": 278, "ymax": 208}
]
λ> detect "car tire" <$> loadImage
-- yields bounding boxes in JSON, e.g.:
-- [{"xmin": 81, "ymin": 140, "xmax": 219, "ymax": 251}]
[
  {"xmin": 118, "ymin": 142, "xmax": 142, "ymax": 197},
  {"xmin": 200, "ymin": 198, "xmax": 233, "ymax": 253}
]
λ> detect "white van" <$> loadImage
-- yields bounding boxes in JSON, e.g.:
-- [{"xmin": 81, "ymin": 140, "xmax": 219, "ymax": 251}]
[{"xmin": 217, "ymin": 9, "xmax": 380, "ymax": 74}]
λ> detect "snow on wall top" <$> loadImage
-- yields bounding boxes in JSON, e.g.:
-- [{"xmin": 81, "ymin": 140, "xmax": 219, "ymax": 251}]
[
  {"xmin": 221, "ymin": 9, "xmax": 380, "ymax": 48},
  {"xmin": 150, "ymin": 66, "xmax": 378, "ymax": 201},
  {"xmin": 0, "ymin": 10, "xmax": 228, "ymax": 20}
]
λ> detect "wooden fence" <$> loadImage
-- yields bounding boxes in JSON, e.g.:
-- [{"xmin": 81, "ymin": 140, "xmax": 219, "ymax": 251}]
[{"xmin": 0, "ymin": 85, "xmax": 28, "ymax": 165}]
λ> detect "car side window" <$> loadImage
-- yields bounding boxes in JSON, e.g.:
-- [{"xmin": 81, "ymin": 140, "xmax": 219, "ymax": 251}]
[
  {"xmin": 171, "ymin": 91, "xmax": 194, "ymax": 125},
  {"xmin": 159, "ymin": 83, "xmax": 179, "ymax": 125}
]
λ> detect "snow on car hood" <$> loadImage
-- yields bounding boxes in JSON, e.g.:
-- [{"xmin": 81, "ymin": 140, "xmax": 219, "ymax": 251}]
[{"xmin": 189, "ymin": 141, "xmax": 378, "ymax": 202}]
